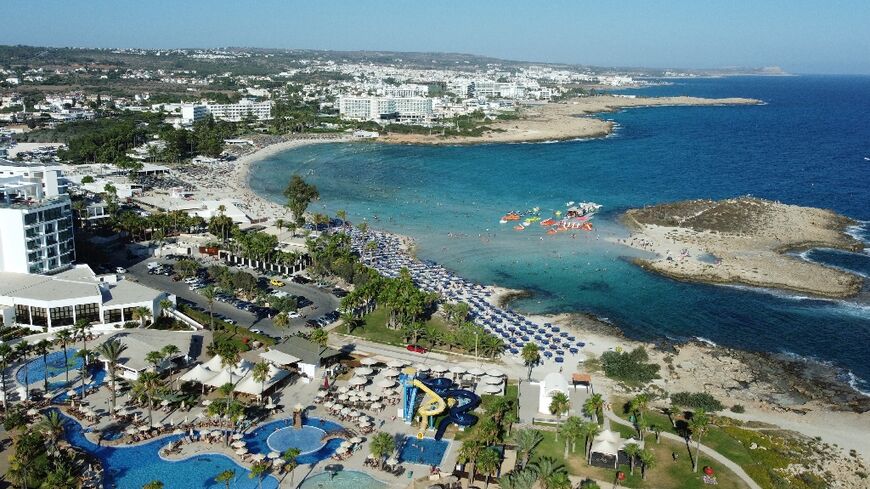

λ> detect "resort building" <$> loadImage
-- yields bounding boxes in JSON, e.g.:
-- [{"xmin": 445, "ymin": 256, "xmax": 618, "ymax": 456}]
[
  {"xmin": 381, "ymin": 84, "xmax": 429, "ymax": 98},
  {"xmin": 337, "ymin": 96, "xmax": 434, "ymax": 125},
  {"xmin": 268, "ymin": 336, "xmax": 342, "ymax": 381},
  {"xmin": 181, "ymin": 99, "xmax": 272, "ymax": 124},
  {"xmin": 0, "ymin": 265, "xmax": 172, "ymax": 332},
  {"xmin": 0, "ymin": 160, "xmax": 75, "ymax": 274}
]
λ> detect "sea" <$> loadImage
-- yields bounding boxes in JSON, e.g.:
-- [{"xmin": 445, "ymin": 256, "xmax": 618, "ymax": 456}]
[{"xmin": 249, "ymin": 76, "xmax": 870, "ymax": 395}]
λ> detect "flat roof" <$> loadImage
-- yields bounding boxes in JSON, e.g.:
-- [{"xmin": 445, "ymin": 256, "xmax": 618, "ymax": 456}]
[
  {"xmin": 0, "ymin": 272, "xmax": 101, "ymax": 302},
  {"xmin": 111, "ymin": 332, "xmax": 196, "ymax": 372},
  {"xmin": 102, "ymin": 280, "xmax": 162, "ymax": 307}
]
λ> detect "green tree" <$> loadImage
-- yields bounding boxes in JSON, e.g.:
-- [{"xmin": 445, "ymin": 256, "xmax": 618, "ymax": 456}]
[
  {"xmin": 97, "ymin": 339, "xmax": 128, "ymax": 415},
  {"xmin": 34, "ymin": 339, "xmax": 52, "ymax": 392},
  {"xmin": 15, "ymin": 340, "xmax": 31, "ymax": 400},
  {"xmin": 521, "ymin": 343, "xmax": 540, "ymax": 380},
  {"xmin": 215, "ymin": 469, "xmax": 235, "ymax": 489},
  {"xmin": 530, "ymin": 457, "xmax": 567, "ymax": 489},
  {"xmin": 161, "ymin": 344, "xmax": 181, "ymax": 387},
  {"xmin": 159, "ymin": 298, "xmax": 175, "ymax": 318},
  {"xmin": 252, "ymin": 361, "xmax": 271, "ymax": 404},
  {"xmin": 133, "ymin": 371, "xmax": 163, "ymax": 426},
  {"xmin": 477, "ymin": 447, "xmax": 502, "ymax": 489},
  {"xmin": 309, "ymin": 327, "xmax": 328, "ymax": 348},
  {"xmin": 248, "ymin": 461, "xmax": 268, "ymax": 489},
  {"xmin": 283, "ymin": 174, "xmax": 319, "ymax": 226},
  {"xmin": 583, "ymin": 393, "xmax": 604, "ymax": 424},
  {"xmin": 282, "ymin": 447, "xmax": 301, "ymax": 482},
  {"xmin": 549, "ymin": 392, "xmax": 570, "ymax": 420},
  {"xmin": 511, "ymin": 429, "xmax": 543, "ymax": 470},
  {"xmin": 132, "ymin": 306, "xmax": 151, "ymax": 328},
  {"xmin": 458, "ymin": 439, "xmax": 484, "ymax": 489},
  {"xmin": 622, "ymin": 442, "xmax": 641, "ymax": 475},
  {"xmin": 639, "ymin": 448, "xmax": 656, "ymax": 480},
  {"xmin": 370, "ymin": 431, "xmax": 396, "ymax": 469},
  {"xmin": 143, "ymin": 481, "xmax": 165, "ymax": 489},
  {"xmin": 0, "ymin": 343, "xmax": 12, "ymax": 410},
  {"xmin": 201, "ymin": 286, "xmax": 217, "ymax": 331},
  {"xmin": 55, "ymin": 329, "xmax": 74, "ymax": 385},
  {"xmin": 688, "ymin": 409, "xmax": 711, "ymax": 473}
]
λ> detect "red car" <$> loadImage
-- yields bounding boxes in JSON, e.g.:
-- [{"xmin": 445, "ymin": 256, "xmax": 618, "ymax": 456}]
[{"xmin": 406, "ymin": 344, "xmax": 427, "ymax": 354}]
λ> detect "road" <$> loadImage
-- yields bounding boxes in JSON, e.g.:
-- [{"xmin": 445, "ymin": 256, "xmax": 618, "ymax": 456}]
[{"xmin": 126, "ymin": 256, "xmax": 339, "ymax": 339}]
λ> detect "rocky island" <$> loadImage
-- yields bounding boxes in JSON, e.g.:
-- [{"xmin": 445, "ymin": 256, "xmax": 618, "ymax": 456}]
[{"xmin": 620, "ymin": 197, "xmax": 865, "ymax": 298}]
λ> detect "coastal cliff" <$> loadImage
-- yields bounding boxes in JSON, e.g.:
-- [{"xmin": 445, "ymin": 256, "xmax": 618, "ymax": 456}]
[
  {"xmin": 620, "ymin": 197, "xmax": 865, "ymax": 298},
  {"xmin": 378, "ymin": 95, "xmax": 761, "ymax": 145}
]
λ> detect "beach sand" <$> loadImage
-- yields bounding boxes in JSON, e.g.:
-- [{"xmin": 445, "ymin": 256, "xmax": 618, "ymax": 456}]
[
  {"xmin": 379, "ymin": 95, "xmax": 761, "ymax": 145},
  {"xmin": 618, "ymin": 197, "xmax": 865, "ymax": 298}
]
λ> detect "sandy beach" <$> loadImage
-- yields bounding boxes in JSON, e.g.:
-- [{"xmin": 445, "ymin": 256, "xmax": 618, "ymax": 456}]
[
  {"xmin": 379, "ymin": 95, "xmax": 761, "ymax": 145},
  {"xmin": 619, "ymin": 197, "xmax": 865, "ymax": 298}
]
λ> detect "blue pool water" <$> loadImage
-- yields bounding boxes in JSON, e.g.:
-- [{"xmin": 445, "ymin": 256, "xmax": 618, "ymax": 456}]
[
  {"xmin": 250, "ymin": 75, "xmax": 870, "ymax": 394},
  {"xmin": 245, "ymin": 416, "xmax": 344, "ymax": 464},
  {"xmin": 58, "ymin": 410, "xmax": 278, "ymax": 489},
  {"xmin": 397, "ymin": 436, "xmax": 449, "ymax": 466},
  {"xmin": 16, "ymin": 348, "xmax": 81, "ymax": 387},
  {"xmin": 299, "ymin": 470, "xmax": 388, "ymax": 489},
  {"xmin": 52, "ymin": 367, "xmax": 107, "ymax": 402}
]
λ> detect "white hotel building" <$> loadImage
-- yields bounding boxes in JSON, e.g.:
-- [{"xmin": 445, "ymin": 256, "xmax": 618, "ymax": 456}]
[
  {"xmin": 181, "ymin": 99, "xmax": 272, "ymax": 124},
  {"xmin": 337, "ymin": 96, "xmax": 434, "ymax": 125},
  {"xmin": 0, "ymin": 159, "xmax": 170, "ymax": 331}
]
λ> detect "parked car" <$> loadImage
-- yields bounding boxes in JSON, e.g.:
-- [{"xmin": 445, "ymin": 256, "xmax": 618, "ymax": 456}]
[
  {"xmin": 305, "ymin": 319, "xmax": 320, "ymax": 328},
  {"xmin": 406, "ymin": 344, "xmax": 427, "ymax": 354},
  {"xmin": 291, "ymin": 275, "xmax": 311, "ymax": 284},
  {"xmin": 288, "ymin": 311, "xmax": 301, "ymax": 319},
  {"xmin": 269, "ymin": 278, "xmax": 286, "ymax": 287}
]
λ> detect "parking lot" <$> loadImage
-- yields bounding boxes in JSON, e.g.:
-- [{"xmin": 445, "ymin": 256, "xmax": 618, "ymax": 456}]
[{"xmin": 126, "ymin": 255, "xmax": 340, "ymax": 339}]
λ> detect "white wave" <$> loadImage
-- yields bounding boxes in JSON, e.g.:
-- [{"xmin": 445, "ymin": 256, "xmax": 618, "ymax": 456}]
[
  {"xmin": 694, "ymin": 336, "xmax": 718, "ymax": 347},
  {"xmin": 845, "ymin": 222, "xmax": 870, "ymax": 245},
  {"xmin": 845, "ymin": 371, "xmax": 870, "ymax": 397},
  {"xmin": 778, "ymin": 350, "xmax": 870, "ymax": 398}
]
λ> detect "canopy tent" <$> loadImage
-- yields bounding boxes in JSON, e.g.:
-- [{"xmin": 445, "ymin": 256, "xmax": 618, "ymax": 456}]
[
  {"xmin": 234, "ymin": 365, "xmax": 291, "ymax": 396},
  {"xmin": 180, "ymin": 365, "xmax": 217, "ymax": 384},
  {"xmin": 259, "ymin": 349, "xmax": 300, "ymax": 366},
  {"xmin": 204, "ymin": 369, "xmax": 238, "ymax": 388}
]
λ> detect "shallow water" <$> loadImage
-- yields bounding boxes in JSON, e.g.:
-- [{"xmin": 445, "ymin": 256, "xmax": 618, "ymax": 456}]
[{"xmin": 250, "ymin": 76, "xmax": 870, "ymax": 393}]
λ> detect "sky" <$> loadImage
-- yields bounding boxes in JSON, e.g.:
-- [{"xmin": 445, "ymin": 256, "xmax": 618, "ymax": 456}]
[{"xmin": 2, "ymin": 0, "xmax": 869, "ymax": 74}]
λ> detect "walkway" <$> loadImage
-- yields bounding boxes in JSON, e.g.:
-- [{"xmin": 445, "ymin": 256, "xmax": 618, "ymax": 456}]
[{"xmin": 604, "ymin": 408, "xmax": 762, "ymax": 489}]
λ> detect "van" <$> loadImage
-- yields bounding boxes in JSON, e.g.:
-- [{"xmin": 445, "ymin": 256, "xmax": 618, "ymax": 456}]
[{"xmin": 147, "ymin": 262, "xmax": 160, "ymax": 270}]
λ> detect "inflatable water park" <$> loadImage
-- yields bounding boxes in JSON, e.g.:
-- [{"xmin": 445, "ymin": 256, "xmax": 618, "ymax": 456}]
[
  {"xmin": 500, "ymin": 201, "xmax": 601, "ymax": 235},
  {"xmin": 401, "ymin": 371, "xmax": 480, "ymax": 440}
]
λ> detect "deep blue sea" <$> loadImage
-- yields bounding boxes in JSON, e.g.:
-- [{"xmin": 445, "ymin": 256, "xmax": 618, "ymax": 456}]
[{"xmin": 250, "ymin": 76, "xmax": 870, "ymax": 394}]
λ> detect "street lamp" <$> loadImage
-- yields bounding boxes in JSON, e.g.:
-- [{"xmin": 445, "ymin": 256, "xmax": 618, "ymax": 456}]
[{"xmin": 474, "ymin": 331, "xmax": 479, "ymax": 359}]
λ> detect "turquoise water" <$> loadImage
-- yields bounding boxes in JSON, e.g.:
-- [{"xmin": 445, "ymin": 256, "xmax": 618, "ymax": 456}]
[
  {"xmin": 267, "ymin": 425, "xmax": 325, "ymax": 453},
  {"xmin": 299, "ymin": 470, "xmax": 387, "ymax": 489},
  {"xmin": 397, "ymin": 436, "xmax": 449, "ymax": 465},
  {"xmin": 16, "ymin": 348, "xmax": 81, "ymax": 387},
  {"xmin": 250, "ymin": 76, "xmax": 870, "ymax": 393},
  {"xmin": 245, "ymin": 416, "xmax": 343, "ymax": 464},
  {"xmin": 59, "ymin": 411, "xmax": 279, "ymax": 489}
]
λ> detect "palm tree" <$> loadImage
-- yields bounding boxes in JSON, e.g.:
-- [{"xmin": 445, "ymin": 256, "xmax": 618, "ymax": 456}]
[
  {"xmin": 132, "ymin": 306, "xmax": 151, "ymax": 328},
  {"xmin": 511, "ymin": 429, "xmax": 543, "ymax": 470},
  {"xmin": 252, "ymin": 361, "xmax": 271, "ymax": 404},
  {"xmin": 549, "ymin": 392, "xmax": 570, "ymax": 420},
  {"xmin": 530, "ymin": 457, "xmax": 567, "ymax": 489},
  {"xmin": 309, "ymin": 328, "xmax": 328, "ymax": 348},
  {"xmin": 639, "ymin": 448, "xmax": 656, "ymax": 479},
  {"xmin": 0, "ymin": 343, "xmax": 12, "ymax": 410},
  {"xmin": 216, "ymin": 342, "xmax": 241, "ymax": 387},
  {"xmin": 39, "ymin": 410, "xmax": 65, "ymax": 456},
  {"xmin": 340, "ymin": 310, "xmax": 359, "ymax": 334},
  {"xmin": 161, "ymin": 344, "xmax": 180, "ymax": 387},
  {"xmin": 215, "ymin": 469, "xmax": 235, "ymax": 489},
  {"xmin": 282, "ymin": 447, "xmax": 301, "ymax": 482},
  {"xmin": 458, "ymin": 439, "xmax": 484, "ymax": 489},
  {"xmin": 581, "ymin": 421, "xmax": 602, "ymax": 463},
  {"xmin": 273, "ymin": 312, "xmax": 289, "ymax": 331},
  {"xmin": 74, "ymin": 319, "xmax": 92, "ymax": 356},
  {"xmin": 15, "ymin": 340, "xmax": 31, "ymax": 400},
  {"xmin": 622, "ymin": 442, "xmax": 641, "ymax": 475},
  {"xmin": 145, "ymin": 350, "xmax": 165, "ymax": 372},
  {"xmin": 159, "ymin": 299, "xmax": 174, "ymax": 318},
  {"xmin": 248, "ymin": 461, "xmax": 269, "ymax": 489},
  {"xmin": 143, "ymin": 481, "xmax": 165, "ymax": 489},
  {"xmin": 134, "ymin": 371, "xmax": 163, "ymax": 426},
  {"xmin": 201, "ymin": 286, "xmax": 217, "ymax": 331},
  {"xmin": 35, "ymin": 339, "xmax": 52, "ymax": 392},
  {"xmin": 688, "ymin": 409, "xmax": 711, "ymax": 472},
  {"xmin": 521, "ymin": 343, "xmax": 540, "ymax": 380},
  {"xmin": 370, "ymin": 431, "xmax": 395, "ymax": 469},
  {"xmin": 97, "ymin": 339, "xmax": 128, "ymax": 415},
  {"xmin": 583, "ymin": 393, "xmax": 604, "ymax": 424},
  {"xmin": 629, "ymin": 393, "xmax": 650, "ymax": 425},
  {"xmin": 477, "ymin": 447, "xmax": 501, "ymax": 489},
  {"xmin": 402, "ymin": 322, "xmax": 427, "ymax": 345},
  {"xmin": 55, "ymin": 329, "xmax": 73, "ymax": 384},
  {"xmin": 75, "ymin": 348, "xmax": 91, "ymax": 395},
  {"xmin": 42, "ymin": 466, "xmax": 79, "ymax": 489},
  {"xmin": 560, "ymin": 416, "xmax": 584, "ymax": 456}
]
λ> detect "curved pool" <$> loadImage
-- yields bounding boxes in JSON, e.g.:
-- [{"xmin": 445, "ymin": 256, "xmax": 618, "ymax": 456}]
[
  {"xmin": 299, "ymin": 470, "xmax": 388, "ymax": 489},
  {"xmin": 58, "ymin": 410, "xmax": 278, "ymax": 489},
  {"xmin": 16, "ymin": 349, "xmax": 81, "ymax": 387},
  {"xmin": 245, "ymin": 417, "xmax": 345, "ymax": 465}
]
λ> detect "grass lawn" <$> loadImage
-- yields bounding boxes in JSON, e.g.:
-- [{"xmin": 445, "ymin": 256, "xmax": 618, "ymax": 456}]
[
  {"xmin": 346, "ymin": 307, "xmax": 454, "ymax": 349},
  {"xmin": 531, "ymin": 429, "xmax": 749, "ymax": 489},
  {"xmin": 177, "ymin": 304, "xmax": 274, "ymax": 349}
]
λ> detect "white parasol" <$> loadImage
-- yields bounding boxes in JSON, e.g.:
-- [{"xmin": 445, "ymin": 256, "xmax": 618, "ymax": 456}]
[
  {"xmin": 482, "ymin": 376, "xmax": 503, "ymax": 385},
  {"xmin": 386, "ymin": 359, "xmax": 406, "ymax": 369},
  {"xmin": 355, "ymin": 367, "xmax": 374, "ymax": 376},
  {"xmin": 376, "ymin": 378, "xmax": 396, "ymax": 388},
  {"xmin": 360, "ymin": 357, "xmax": 379, "ymax": 366},
  {"xmin": 381, "ymin": 368, "xmax": 400, "ymax": 378},
  {"xmin": 431, "ymin": 365, "xmax": 448, "ymax": 373},
  {"xmin": 348, "ymin": 376, "xmax": 368, "ymax": 386},
  {"xmin": 467, "ymin": 367, "xmax": 486, "ymax": 376},
  {"xmin": 449, "ymin": 365, "xmax": 466, "ymax": 374}
]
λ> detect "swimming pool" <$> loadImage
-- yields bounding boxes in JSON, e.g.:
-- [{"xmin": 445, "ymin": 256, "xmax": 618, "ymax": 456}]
[
  {"xmin": 16, "ymin": 348, "xmax": 81, "ymax": 387},
  {"xmin": 299, "ymin": 470, "xmax": 388, "ymax": 489},
  {"xmin": 245, "ymin": 417, "xmax": 345, "ymax": 465},
  {"xmin": 52, "ymin": 367, "xmax": 107, "ymax": 402},
  {"xmin": 58, "ymin": 410, "xmax": 279, "ymax": 489},
  {"xmin": 397, "ymin": 436, "xmax": 449, "ymax": 466}
]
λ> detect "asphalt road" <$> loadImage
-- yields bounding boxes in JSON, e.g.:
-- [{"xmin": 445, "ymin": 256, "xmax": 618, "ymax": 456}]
[{"xmin": 126, "ymin": 256, "xmax": 339, "ymax": 339}]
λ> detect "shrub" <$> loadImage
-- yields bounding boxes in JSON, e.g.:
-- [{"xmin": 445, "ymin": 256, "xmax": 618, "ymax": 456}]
[
  {"xmin": 730, "ymin": 404, "xmax": 745, "ymax": 413},
  {"xmin": 670, "ymin": 392, "xmax": 724, "ymax": 412},
  {"xmin": 600, "ymin": 347, "xmax": 660, "ymax": 384},
  {"xmin": 579, "ymin": 481, "xmax": 601, "ymax": 489}
]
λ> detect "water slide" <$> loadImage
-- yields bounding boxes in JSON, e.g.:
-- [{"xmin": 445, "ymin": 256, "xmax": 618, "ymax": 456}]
[
  {"xmin": 418, "ymin": 378, "xmax": 481, "ymax": 440},
  {"xmin": 411, "ymin": 379, "xmax": 446, "ymax": 437}
]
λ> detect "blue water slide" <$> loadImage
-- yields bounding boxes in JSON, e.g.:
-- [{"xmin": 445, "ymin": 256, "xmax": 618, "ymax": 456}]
[{"xmin": 420, "ymin": 377, "xmax": 481, "ymax": 440}]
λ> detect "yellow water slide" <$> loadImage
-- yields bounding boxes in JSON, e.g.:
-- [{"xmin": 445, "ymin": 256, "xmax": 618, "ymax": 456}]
[{"xmin": 412, "ymin": 379, "xmax": 446, "ymax": 438}]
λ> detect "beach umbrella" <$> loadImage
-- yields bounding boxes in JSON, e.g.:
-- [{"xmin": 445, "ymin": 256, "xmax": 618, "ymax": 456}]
[
  {"xmin": 381, "ymin": 368, "xmax": 400, "ymax": 378},
  {"xmin": 481, "ymin": 384, "xmax": 503, "ymax": 394},
  {"xmin": 265, "ymin": 401, "xmax": 276, "ymax": 410},
  {"xmin": 337, "ymin": 386, "xmax": 349, "ymax": 393},
  {"xmin": 66, "ymin": 390, "xmax": 77, "ymax": 397},
  {"xmin": 413, "ymin": 364, "xmax": 430, "ymax": 372},
  {"xmin": 482, "ymin": 376, "xmax": 503, "ymax": 385},
  {"xmin": 348, "ymin": 410, "xmax": 360, "ymax": 418},
  {"xmin": 360, "ymin": 357, "xmax": 379, "ymax": 366},
  {"xmin": 387, "ymin": 457, "xmax": 399, "ymax": 465},
  {"xmin": 26, "ymin": 408, "xmax": 39, "ymax": 416},
  {"xmin": 172, "ymin": 428, "xmax": 185, "ymax": 435},
  {"xmin": 333, "ymin": 403, "xmax": 344, "ymax": 411},
  {"xmin": 359, "ymin": 419, "xmax": 372, "ymax": 427},
  {"xmin": 268, "ymin": 451, "xmax": 280, "ymax": 459},
  {"xmin": 235, "ymin": 447, "xmax": 249, "ymax": 455},
  {"xmin": 272, "ymin": 458, "xmax": 286, "ymax": 467},
  {"xmin": 251, "ymin": 453, "xmax": 266, "ymax": 462},
  {"xmin": 370, "ymin": 402, "xmax": 383, "ymax": 410},
  {"xmin": 355, "ymin": 367, "xmax": 374, "ymax": 376},
  {"xmin": 202, "ymin": 399, "xmax": 212, "ymax": 406},
  {"xmin": 376, "ymin": 379, "xmax": 396, "ymax": 389},
  {"xmin": 231, "ymin": 440, "xmax": 246, "ymax": 448},
  {"xmin": 314, "ymin": 391, "xmax": 326, "ymax": 398},
  {"xmin": 356, "ymin": 412, "xmax": 368, "ymax": 419},
  {"xmin": 337, "ymin": 394, "xmax": 349, "ymax": 401},
  {"xmin": 324, "ymin": 401, "xmax": 334, "ymax": 408},
  {"xmin": 431, "ymin": 365, "xmax": 448, "ymax": 373},
  {"xmin": 139, "ymin": 425, "xmax": 151, "ymax": 432},
  {"xmin": 449, "ymin": 365, "xmax": 466, "ymax": 374},
  {"xmin": 232, "ymin": 433, "xmax": 244, "ymax": 440},
  {"xmin": 467, "ymin": 367, "xmax": 486, "ymax": 376},
  {"xmin": 160, "ymin": 399, "xmax": 171, "ymax": 407},
  {"xmin": 387, "ymin": 359, "xmax": 406, "ymax": 369},
  {"xmin": 348, "ymin": 376, "xmax": 368, "ymax": 386},
  {"xmin": 340, "ymin": 441, "xmax": 353, "ymax": 449},
  {"xmin": 485, "ymin": 369, "xmax": 504, "ymax": 377},
  {"xmin": 369, "ymin": 394, "xmax": 382, "ymax": 401},
  {"xmin": 340, "ymin": 407, "xmax": 351, "ymax": 415},
  {"xmin": 125, "ymin": 427, "xmax": 138, "ymax": 435}
]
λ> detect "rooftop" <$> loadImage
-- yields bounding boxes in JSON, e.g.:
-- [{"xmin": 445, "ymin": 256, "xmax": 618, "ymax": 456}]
[{"xmin": 272, "ymin": 336, "xmax": 340, "ymax": 366}]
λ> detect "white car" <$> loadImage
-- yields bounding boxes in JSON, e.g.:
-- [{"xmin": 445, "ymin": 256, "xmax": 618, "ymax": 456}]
[
  {"xmin": 116, "ymin": 267, "xmax": 127, "ymax": 274},
  {"xmin": 287, "ymin": 311, "xmax": 301, "ymax": 319}
]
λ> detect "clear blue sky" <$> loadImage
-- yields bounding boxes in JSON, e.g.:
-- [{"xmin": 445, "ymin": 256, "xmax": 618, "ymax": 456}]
[{"xmin": 3, "ymin": 0, "xmax": 869, "ymax": 74}]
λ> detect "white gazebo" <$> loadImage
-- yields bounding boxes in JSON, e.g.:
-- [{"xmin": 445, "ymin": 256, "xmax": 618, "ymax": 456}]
[{"xmin": 536, "ymin": 372, "xmax": 570, "ymax": 415}]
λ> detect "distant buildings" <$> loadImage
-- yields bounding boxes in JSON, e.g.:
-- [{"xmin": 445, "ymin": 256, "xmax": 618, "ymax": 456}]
[
  {"xmin": 181, "ymin": 99, "xmax": 272, "ymax": 124},
  {"xmin": 337, "ymin": 96, "xmax": 434, "ymax": 125}
]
